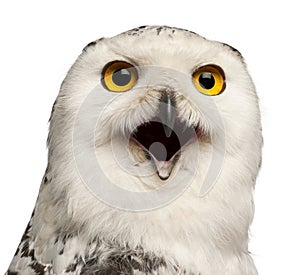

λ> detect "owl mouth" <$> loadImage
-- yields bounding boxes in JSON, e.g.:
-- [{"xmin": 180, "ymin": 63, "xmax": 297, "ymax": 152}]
[
  {"xmin": 131, "ymin": 118, "xmax": 199, "ymax": 180},
  {"xmin": 130, "ymin": 92, "xmax": 201, "ymax": 180}
]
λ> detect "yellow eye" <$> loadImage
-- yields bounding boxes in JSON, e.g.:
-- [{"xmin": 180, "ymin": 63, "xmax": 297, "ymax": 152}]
[
  {"xmin": 192, "ymin": 65, "xmax": 226, "ymax": 96},
  {"xmin": 101, "ymin": 61, "xmax": 138, "ymax": 92}
]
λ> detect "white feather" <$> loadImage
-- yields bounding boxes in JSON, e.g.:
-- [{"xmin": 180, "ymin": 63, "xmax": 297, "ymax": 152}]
[{"xmin": 7, "ymin": 26, "xmax": 262, "ymax": 275}]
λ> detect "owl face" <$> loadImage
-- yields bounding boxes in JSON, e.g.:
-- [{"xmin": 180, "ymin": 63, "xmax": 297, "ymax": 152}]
[{"xmin": 50, "ymin": 26, "xmax": 261, "ymax": 212}]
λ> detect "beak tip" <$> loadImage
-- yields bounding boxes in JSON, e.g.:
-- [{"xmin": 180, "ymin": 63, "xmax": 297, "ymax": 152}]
[
  {"xmin": 158, "ymin": 174, "xmax": 170, "ymax": 181},
  {"xmin": 163, "ymin": 125, "xmax": 173, "ymax": 138}
]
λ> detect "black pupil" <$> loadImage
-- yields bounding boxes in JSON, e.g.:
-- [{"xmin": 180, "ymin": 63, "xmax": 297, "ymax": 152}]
[
  {"xmin": 112, "ymin": 68, "xmax": 131, "ymax": 86},
  {"xmin": 199, "ymin": 72, "xmax": 215, "ymax": 90}
]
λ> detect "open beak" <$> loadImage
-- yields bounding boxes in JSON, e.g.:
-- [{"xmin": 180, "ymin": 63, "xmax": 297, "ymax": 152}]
[{"xmin": 132, "ymin": 91, "xmax": 197, "ymax": 181}]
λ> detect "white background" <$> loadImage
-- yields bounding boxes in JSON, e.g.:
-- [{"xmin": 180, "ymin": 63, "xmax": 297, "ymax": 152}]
[{"xmin": 0, "ymin": 1, "xmax": 299, "ymax": 274}]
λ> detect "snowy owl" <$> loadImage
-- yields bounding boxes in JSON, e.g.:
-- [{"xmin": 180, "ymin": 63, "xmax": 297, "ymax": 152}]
[{"xmin": 6, "ymin": 26, "xmax": 262, "ymax": 274}]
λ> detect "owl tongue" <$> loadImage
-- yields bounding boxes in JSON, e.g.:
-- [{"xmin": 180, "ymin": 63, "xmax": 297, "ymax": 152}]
[{"xmin": 133, "ymin": 120, "xmax": 194, "ymax": 158}]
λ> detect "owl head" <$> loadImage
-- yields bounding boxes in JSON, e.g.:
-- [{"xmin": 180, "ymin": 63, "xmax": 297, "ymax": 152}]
[{"xmin": 45, "ymin": 26, "xmax": 262, "ymax": 248}]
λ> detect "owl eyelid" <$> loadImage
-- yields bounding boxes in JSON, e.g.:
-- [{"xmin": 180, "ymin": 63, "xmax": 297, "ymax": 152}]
[
  {"xmin": 102, "ymin": 59, "xmax": 135, "ymax": 69},
  {"xmin": 191, "ymin": 63, "xmax": 225, "ymax": 75},
  {"xmin": 101, "ymin": 59, "xmax": 140, "ymax": 77},
  {"xmin": 121, "ymin": 56, "xmax": 140, "ymax": 68}
]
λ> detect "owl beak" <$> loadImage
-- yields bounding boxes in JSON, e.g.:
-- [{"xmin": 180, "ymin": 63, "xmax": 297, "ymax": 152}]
[
  {"xmin": 152, "ymin": 157, "xmax": 177, "ymax": 181},
  {"xmin": 158, "ymin": 92, "xmax": 176, "ymax": 138},
  {"xmin": 131, "ymin": 91, "xmax": 198, "ymax": 181}
]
